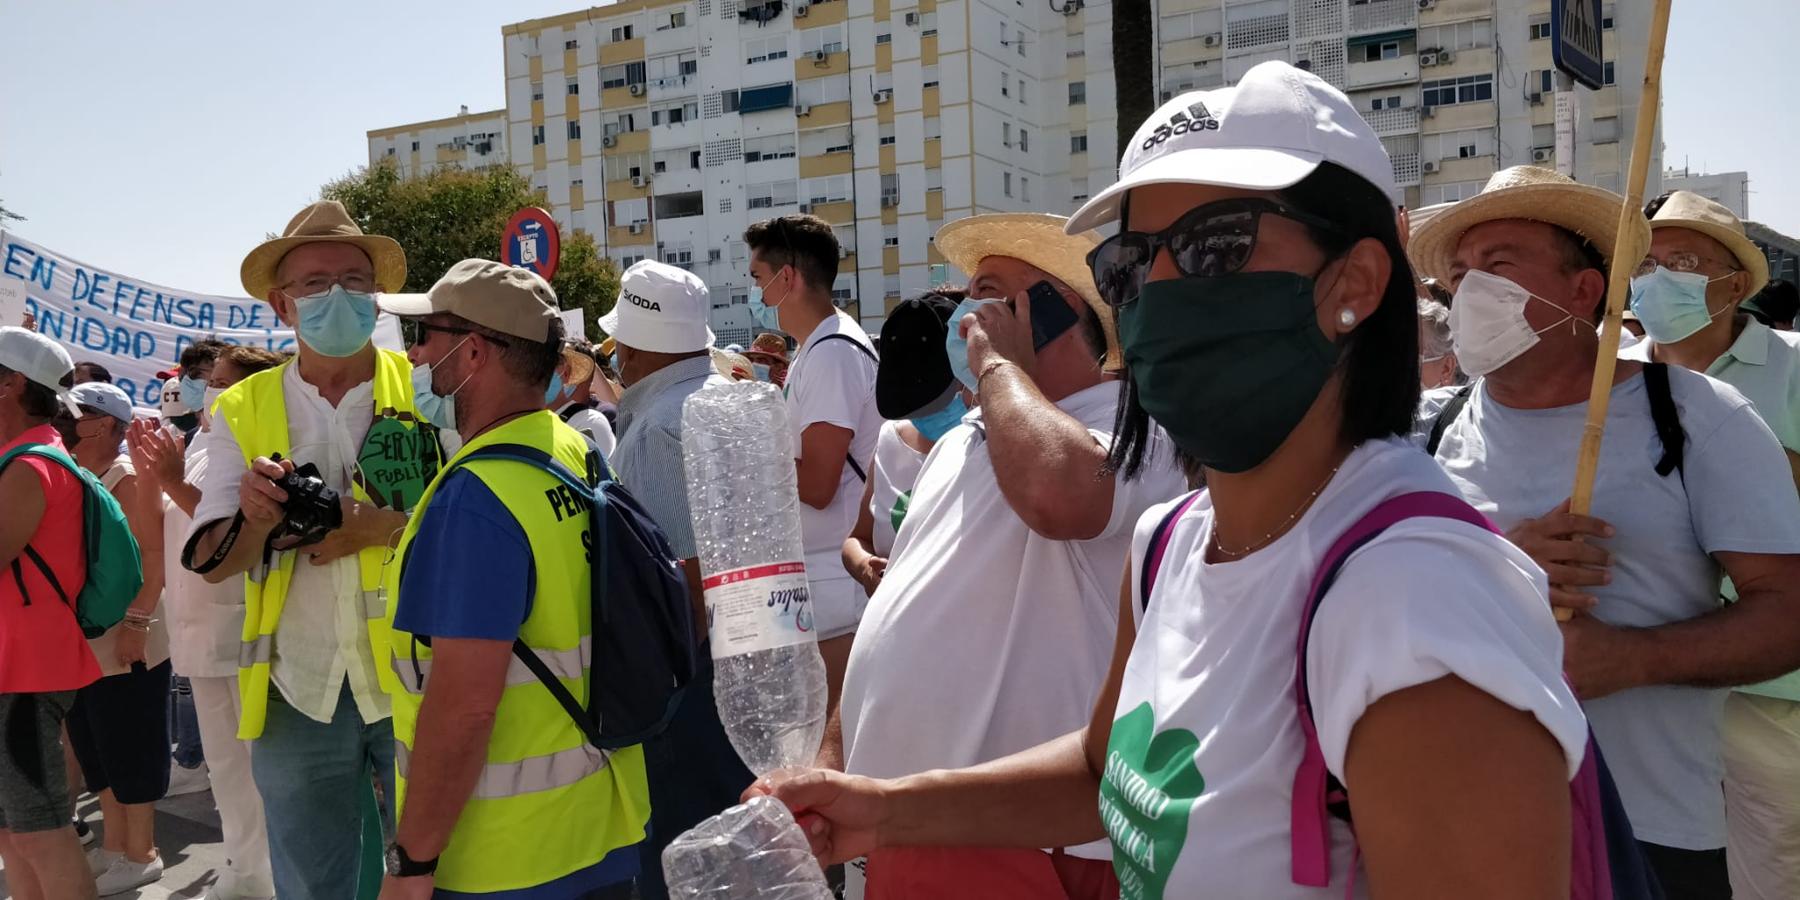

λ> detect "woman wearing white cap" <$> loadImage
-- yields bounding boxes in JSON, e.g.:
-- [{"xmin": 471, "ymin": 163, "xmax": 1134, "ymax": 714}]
[{"xmin": 747, "ymin": 62, "xmax": 1590, "ymax": 899}]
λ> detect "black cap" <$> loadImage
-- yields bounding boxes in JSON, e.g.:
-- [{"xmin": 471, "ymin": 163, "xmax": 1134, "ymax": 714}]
[{"xmin": 875, "ymin": 293, "xmax": 959, "ymax": 420}]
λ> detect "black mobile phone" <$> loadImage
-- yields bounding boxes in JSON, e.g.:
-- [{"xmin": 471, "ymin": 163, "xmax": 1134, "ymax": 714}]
[{"xmin": 1022, "ymin": 280, "xmax": 1079, "ymax": 351}]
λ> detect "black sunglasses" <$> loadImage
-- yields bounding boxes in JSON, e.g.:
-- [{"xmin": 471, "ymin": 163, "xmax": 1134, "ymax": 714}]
[
  {"xmin": 1087, "ymin": 198, "xmax": 1344, "ymax": 308},
  {"xmin": 402, "ymin": 320, "xmax": 510, "ymax": 348}
]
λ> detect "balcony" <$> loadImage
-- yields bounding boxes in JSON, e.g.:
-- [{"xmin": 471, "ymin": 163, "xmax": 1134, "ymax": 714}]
[
  {"xmin": 1349, "ymin": 0, "xmax": 1416, "ymax": 36},
  {"xmin": 1360, "ymin": 105, "xmax": 1419, "ymax": 136},
  {"xmin": 1391, "ymin": 152, "xmax": 1422, "ymax": 187},
  {"xmin": 1345, "ymin": 56, "xmax": 1418, "ymax": 89}
]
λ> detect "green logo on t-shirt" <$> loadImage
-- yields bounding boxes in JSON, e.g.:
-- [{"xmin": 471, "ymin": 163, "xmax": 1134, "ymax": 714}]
[
  {"xmin": 889, "ymin": 490, "xmax": 911, "ymax": 533},
  {"xmin": 1099, "ymin": 701, "xmax": 1204, "ymax": 900}
]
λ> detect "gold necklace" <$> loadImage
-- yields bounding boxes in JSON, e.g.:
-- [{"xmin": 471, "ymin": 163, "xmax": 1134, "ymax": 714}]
[{"xmin": 1210, "ymin": 461, "xmax": 1345, "ymax": 560}]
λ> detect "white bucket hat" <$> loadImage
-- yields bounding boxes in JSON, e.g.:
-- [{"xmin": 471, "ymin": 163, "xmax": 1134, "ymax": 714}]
[{"xmin": 598, "ymin": 260, "xmax": 716, "ymax": 354}]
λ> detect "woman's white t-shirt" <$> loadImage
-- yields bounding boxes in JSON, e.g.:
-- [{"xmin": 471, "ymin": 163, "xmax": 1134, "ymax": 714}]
[
  {"xmin": 162, "ymin": 447, "xmax": 247, "ymax": 678},
  {"xmin": 1103, "ymin": 438, "xmax": 1587, "ymax": 899},
  {"xmin": 868, "ymin": 421, "xmax": 929, "ymax": 559}
]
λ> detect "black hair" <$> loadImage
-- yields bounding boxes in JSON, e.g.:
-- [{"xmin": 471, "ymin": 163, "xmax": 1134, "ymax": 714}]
[
  {"xmin": 744, "ymin": 215, "xmax": 841, "ymax": 295},
  {"xmin": 72, "ymin": 361, "xmax": 112, "ymax": 383},
  {"xmin": 1643, "ymin": 191, "xmax": 1675, "ymax": 219},
  {"xmin": 1544, "ymin": 226, "xmax": 1610, "ymax": 322},
  {"xmin": 443, "ymin": 314, "xmax": 564, "ymax": 388},
  {"xmin": 1106, "ymin": 162, "xmax": 1421, "ymax": 479},
  {"xmin": 180, "ymin": 337, "xmax": 230, "ymax": 370},
  {"xmin": 1, "ymin": 365, "xmax": 71, "ymax": 421},
  {"xmin": 1751, "ymin": 279, "xmax": 1799, "ymax": 326}
]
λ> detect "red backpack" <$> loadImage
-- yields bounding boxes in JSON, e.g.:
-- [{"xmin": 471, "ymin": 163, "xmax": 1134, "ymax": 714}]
[{"xmin": 1140, "ymin": 490, "xmax": 1661, "ymax": 900}]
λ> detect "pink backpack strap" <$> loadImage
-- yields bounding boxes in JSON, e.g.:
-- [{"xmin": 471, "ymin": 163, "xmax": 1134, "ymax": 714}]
[
  {"xmin": 1290, "ymin": 491, "xmax": 1499, "ymax": 888},
  {"xmin": 1139, "ymin": 490, "xmax": 1203, "ymax": 611}
]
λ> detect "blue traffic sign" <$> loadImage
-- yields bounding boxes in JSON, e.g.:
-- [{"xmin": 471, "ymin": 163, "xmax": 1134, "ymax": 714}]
[
  {"xmin": 502, "ymin": 207, "xmax": 561, "ymax": 280},
  {"xmin": 1551, "ymin": 0, "xmax": 1606, "ymax": 91}
]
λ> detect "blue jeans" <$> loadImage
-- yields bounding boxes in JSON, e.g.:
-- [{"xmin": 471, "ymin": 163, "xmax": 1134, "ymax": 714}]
[
  {"xmin": 250, "ymin": 682, "xmax": 396, "ymax": 900},
  {"xmin": 169, "ymin": 675, "xmax": 205, "ymax": 769}
]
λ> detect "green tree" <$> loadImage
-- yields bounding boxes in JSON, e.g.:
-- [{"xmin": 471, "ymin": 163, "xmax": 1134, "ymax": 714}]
[
  {"xmin": 1112, "ymin": 0, "xmax": 1157, "ymax": 157},
  {"xmin": 320, "ymin": 160, "xmax": 618, "ymax": 340}
]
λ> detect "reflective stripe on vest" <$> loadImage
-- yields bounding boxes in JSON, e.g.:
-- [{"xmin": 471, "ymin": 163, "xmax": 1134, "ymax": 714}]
[
  {"xmin": 390, "ymin": 636, "xmax": 592, "ymax": 696},
  {"xmin": 213, "ymin": 349, "xmax": 426, "ymax": 739},
  {"xmin": 395, "ymin": 740, "xmax": 612, "ymax": 800}
]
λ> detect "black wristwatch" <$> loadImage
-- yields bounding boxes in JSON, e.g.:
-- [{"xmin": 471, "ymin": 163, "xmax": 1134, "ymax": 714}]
[{"xmin": 385, "ymin": 842, "xmax": 438, "ymax": 878}]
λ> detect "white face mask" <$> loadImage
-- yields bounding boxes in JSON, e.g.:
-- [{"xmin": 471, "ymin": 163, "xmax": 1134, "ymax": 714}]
[{"xmin": 1448, "ymin": 269, "xmax": 1586, "ymax": 377}]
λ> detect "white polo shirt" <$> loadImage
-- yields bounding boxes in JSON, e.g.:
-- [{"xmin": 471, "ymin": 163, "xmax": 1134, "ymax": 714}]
[{"xmin": 840, "ymin": 381, "xmax": 1185, "ymax": 859}]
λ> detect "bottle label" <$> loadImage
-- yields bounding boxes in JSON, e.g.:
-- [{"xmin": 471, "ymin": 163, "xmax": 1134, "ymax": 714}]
[{"xmin": 703, "ymin": 561, "xmax": 817, "ymax": 656}]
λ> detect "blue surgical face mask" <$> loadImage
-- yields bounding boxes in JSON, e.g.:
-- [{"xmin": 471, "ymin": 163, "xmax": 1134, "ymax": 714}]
[
  {"xmin": 747, "ymin": 267, "xmax": 790, "ymax": 332},
  {"xmin": 1629, "ymin": 266, "xmax": 1733, "ymax": 344},
  {"xmin": 179, "ymin": 375, "xmax": 207, "ymax": 412},
  {"xmin": 753, "ymin": 363, "xmax": 771, "ymax": 382},
  {"xmin": 910, "ymin": 394, "xmax": 969, "ymax": 442},
  {"xmin": 544, "ymin": 372, "xmax": 566, "ymax": 407},
  {"xmin": 943, "ymin": 298, "xmax": 1003, "ymax": 392},
  {"xmin": 411, "ymin": 336, "xmax": 471, "ymax": 430},
  {"xmin": 294, "ymin": 285, "xmax": 377, "ymax": 357}
]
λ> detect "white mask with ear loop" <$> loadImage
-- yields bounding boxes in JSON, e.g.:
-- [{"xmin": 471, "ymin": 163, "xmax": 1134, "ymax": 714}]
[{"xmin": 1448, "ymin": 269, "xmax": 1590, "ymax": 376}]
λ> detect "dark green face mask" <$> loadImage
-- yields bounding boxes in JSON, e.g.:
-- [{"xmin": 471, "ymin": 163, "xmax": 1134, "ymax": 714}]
[{"xmin": 1119, "ymin": 272, "xmax": 1341, "ymax": 474}]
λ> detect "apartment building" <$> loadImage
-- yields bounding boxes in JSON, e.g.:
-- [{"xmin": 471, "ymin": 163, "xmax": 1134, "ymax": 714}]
[{"xmin": 368, "ymin": 106, "xmax": 510, "ymax": 181}]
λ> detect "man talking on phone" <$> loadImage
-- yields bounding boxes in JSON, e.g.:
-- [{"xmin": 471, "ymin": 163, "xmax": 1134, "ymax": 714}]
[{"xmin": 832, "ymin": 214, "xmax": 1186, "ymax": 896}]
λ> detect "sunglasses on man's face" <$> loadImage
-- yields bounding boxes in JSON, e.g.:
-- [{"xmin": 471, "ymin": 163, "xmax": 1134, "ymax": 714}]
[
  {"xmin": 402, "ymin": 319, "xmax": 509, "ymax": 349},
  {"xmin": 1087, "ymin": 198, "xmax": 1343, "ymax": 308}
]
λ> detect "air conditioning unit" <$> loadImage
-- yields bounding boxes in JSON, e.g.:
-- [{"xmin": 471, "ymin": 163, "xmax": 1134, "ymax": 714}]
[
  {"xmin": 629, "ymin": 83, "xmax": 646, "ymax": 96},
  {"xmin": 1422, "ymin": 160, "xmax": 1440, "ymax": 174},
  {"xmin": 1439, "ymin": 50, "xmax": 1454, "ymax": 64},
  {"xmin": 1528, "ymin": 92, "xmax": 1544, "ymax": 105},
  {"xmin": 1420, "ymin": 105, "xmax": 1436, "ymax": 118},
  {"xmin": 798, "ymin": 203, "xmax": 812, "ymax": 213},
  {"xmin": 1202, "ymin": 32, "xmax": 1220, "ymax": 47},
  {"xmin": 1532, "ymin": 147, "xmax": 1553, "ymax": 162},
  {"xmin": 629, "ymin": 223, "xmax": 645, "ymax": 234},
  {"xmin": 1418, "ymin": 0, "xmax": 1436, "ymax": 9},
  {"xmin": 813, "ymin": 49, "xmax": 829, "ymax": 64},
  {"xmin": 1419, "ymin": 52, "xmax": 1439, "ymax": 67},
  {"xmin": 708, "ymin": 249, "xmax": 722, "ymax": 262},
  {"xmin": 795, "ymin": 104, "xmax": 813, "ymax": 116},
  {"xmin": 794, "ymin": 3, "xmax": 810, "ymax": 16},
  {"xmin": 1062, "ymin": 3, "xmax": 1079, "ymax": 15},
  {"xmin": 905, "ymin": 12, "xmax": 919, "ymax": 25},
  {"xmin": 632, "ymin": 174, "xmax": 649, "ymax": 187},
  {"xmin": 880, "ymin": 196, "xmax": 898, "ymax": 208},
  {"xmin": 475, "ymin": 142, "xmax": 493, "ymax": 154},
  {"xmin": 874, "ymin": 89, "xmax": 893, "ymax": 104},
  {"xmin": 602, "ymin": 134, "xmax": 618, "ymax": 148}
]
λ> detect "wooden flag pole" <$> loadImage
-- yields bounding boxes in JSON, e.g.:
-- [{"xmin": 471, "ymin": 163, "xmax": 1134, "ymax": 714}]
[{"xmin": 1562, "ymin": 0, "xmax": 1674, "ymax": 621}]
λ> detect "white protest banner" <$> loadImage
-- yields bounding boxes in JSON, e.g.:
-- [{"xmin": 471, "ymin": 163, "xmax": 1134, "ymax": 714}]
[
  {"xmin": 0, "ymin": 280, "xmax": 25, "ymax": 329},
  {"xmin": 0, "ymin": 230, "xmax": 296, "ymax": 406}
]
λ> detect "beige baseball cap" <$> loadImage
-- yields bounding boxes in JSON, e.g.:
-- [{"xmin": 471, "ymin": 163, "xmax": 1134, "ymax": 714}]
[{"xmin": 381, "ymin": 259, "xmax": 560, "ymax": 342}]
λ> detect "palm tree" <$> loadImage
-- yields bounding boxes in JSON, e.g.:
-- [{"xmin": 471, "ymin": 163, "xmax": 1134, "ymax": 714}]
[{"xmin": 1112, "ymin": 0, "xmax": 1156, "ymax": 156}]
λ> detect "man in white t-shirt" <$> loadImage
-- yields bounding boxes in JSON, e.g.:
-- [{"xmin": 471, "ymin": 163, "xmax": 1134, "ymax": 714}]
[
  {"xmin": 742, "ymin": 214, "xmax": 881, "ymax": 771},
  {"xmin": 1411, "ymin": 166, "xmax": 1800, "ymax": 899},
  {"xmin": 837, "ymin": 214, "xmax": 1186, "ymax": 894}
]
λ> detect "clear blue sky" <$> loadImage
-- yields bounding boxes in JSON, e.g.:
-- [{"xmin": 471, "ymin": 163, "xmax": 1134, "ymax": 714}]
[{"xmin": 1, "ymin": 0, "xmax": 1791, "ymax": 297}]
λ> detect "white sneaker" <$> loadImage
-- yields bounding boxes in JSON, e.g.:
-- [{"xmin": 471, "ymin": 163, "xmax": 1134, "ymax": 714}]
[
  {"xmin": 96, "ymin": 853, "xmax": 163, "ymax": 896},
  {"xmin": 203, "ymin": 869, "xmax": 277, "ymax": 900},
  {"xmin": 86, "ymin": 846, "xmax": 122, "ymax": 877},
  {"xmin": 166, "ymin": 760, "xmax": 212, "ymax": 796}
]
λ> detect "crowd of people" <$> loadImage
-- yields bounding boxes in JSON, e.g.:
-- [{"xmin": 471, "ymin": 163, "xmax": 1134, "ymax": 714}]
[{"xmin": 0, "ymin": 58, "xmax": 1796, "ymax": 900}]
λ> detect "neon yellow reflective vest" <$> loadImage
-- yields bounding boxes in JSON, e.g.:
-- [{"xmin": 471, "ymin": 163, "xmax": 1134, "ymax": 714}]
[
  {"xmin": 214, "ymin": 349, "xmax": 433, "ymax": 739},
  {"xmin": 385, "ymin": 411, "xmax": 650, "ymax": 894}
]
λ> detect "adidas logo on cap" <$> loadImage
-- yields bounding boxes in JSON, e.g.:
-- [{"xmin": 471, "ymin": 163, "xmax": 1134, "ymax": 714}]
[{"xmin": 1141, "ymin": 101, "xmax": 1220, "ymax": 151}]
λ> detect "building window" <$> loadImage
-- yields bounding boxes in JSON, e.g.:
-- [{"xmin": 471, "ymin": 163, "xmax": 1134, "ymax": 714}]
[
  {"xmin": 1603, "ymin": 60, "xmax": 1616, "ymax": 85},
  {"xmin": 565, "ymin": 38, "xmax": 579, "ymax": 50},
  {"xmin": 1002, "ymin": 122, "xmax": 1011, "ymax": 147},
  {"xmin": 532, "ymin": 82, "xmax": 544, "ymax": 101},
  {"xmin": 1069, "ymin": 81, "xmax": 1086, "ymax": 104},
  {"xmin": 1363, "ymin": 41, "xmax": 1400, "ymax": 62},
  {"xmin": 921, "ymin": 11, "xmax": 937, "ymax": 36},
  {"xmin": 924, "ymin": 116, "xmax": 942, "ymax": 141},
  {"xmin": 612, "ymin": 25, "xmax": 635, "ymax": 42},
  {"xmin": 1536, "ymin": 69, "xmax": 1553, "ymax": 93},
  {"xmin": 1529, "ymin": 20, "xmax": 1551, "ymax": 40},
  {"xmin": 876, "ymin": 31, "xmax": 892, "ymax": 44},
  {"xmin": 691, "ymin": 150, "xmax": 702, "ymax": 169},
  {"xmin": 532, "ymin": 125, "xmax": 546, "ymax": 145},
  {"xmin": 1003, "ymin": 172, "xmax": 1013, "ymax": 197},
  {"xmin": 879, "ymin": 123, "xmax": 896, "ymax": 146},
  {"xmin": 1603, "ymin": 6, "xmax": 1615, "ymax": 29},
  {"xmin": 1019, "ymin": 129, "xmax": 1028, "ymax": 152},
  {"xmin": 410, "ymin": 140, "xmax": 420, "ymax": 152},
  {"xmin": 568, "ymin": 121, "xmax": 582, "ymax": 140},
  {"xmin": 1016, "ymin": 28, "xmax": 1026, "ymax": 55},
  {"xmin": 922, "ymin": 64, "xmax": 940, "ymax": 88},
  {"xmin": 1070, "ymin": 132, "xmax": 1087, "ymax": 154},
  {"xmin": 568, "ymin": 79, "xmax": 580, "ymax": 95},
  {"xmin": 1421, "ymin": 74, "xmax": 1493, "ymax": 107},
  {"xmin": 1018, "ymin": 79, "xmax": 1026, "ymax": 103},
  {"xmin": 880, "ymin": 173, "xmax": 899, "ymax": 206},
  {"xmin": 1458, "ymin": 143, "xmax": 1476, "ymax": 158},
  {"xmin": 883, "ymin": 224, "xmax": 899, "ymax": 247},
  {"xmin": 1593, "ymin": 116, "xmax": 1621, "ymax": 143},
  {"xmin": 386, "ymin": 147, "xmax": 396, "ymax": 156},
  {"xmin": 663, "ymin": 11, "xmax": 687, "ymax": 29},
  {"xmin": 745, "ymin": 36, "xmax": 790, "ymax": 64},
  {"xmin": 1369, "ymin": 95, "xmax": 1403, "ymax": 111},
  {"xmin": 1001, "ymin": 75, "xmax": 1010, "ymax": 98},
  {"xmin": 1021, "ymin": 176, "xmax": 1030, "ymax": 203}
]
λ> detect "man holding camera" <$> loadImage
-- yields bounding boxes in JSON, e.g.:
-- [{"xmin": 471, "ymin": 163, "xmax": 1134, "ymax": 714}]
[
  {"xmin": 375, "ymin": 260, "xmax": 649, "ymax": 899},
  {"xmin": 184, "ymin": 201, "xmax": 441, "ymax": 900}
]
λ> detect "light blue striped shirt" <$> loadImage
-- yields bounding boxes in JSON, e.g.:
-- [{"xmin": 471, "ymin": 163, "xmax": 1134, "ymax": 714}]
[{"xmin": 611, "ymin": 355, "xmax": 728, "ymax": 559}]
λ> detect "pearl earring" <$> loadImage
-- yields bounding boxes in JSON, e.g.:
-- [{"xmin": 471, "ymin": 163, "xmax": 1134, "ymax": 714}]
[{"xmin": 1337, "ymin": 308, "xmax": 1357, "ymax": 328}]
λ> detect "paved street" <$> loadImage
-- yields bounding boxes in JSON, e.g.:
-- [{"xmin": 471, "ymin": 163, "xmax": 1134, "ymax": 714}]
[{"xmin": 0, "ymin": 789, "xmax": 229, "ymax": 899}]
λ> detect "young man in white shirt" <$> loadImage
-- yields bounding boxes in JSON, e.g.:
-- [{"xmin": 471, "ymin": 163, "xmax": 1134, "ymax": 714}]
[
  {"xmin": 743, "ymin": 214, "xmax": 880, "ymax": 771},
  {"xmin": 835, "ymin": 214, "xmax": 1185, "ymax": 894}
]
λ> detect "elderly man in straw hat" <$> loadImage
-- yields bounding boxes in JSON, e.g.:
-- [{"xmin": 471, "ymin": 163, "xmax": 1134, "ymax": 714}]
[
  {"xmin": 1623, "ymin": 190, "xmax": 1800, "ymax": 899},
  {"xmin": 833, "ymin": 213, "xmax": 1184, "ymax": 896},
  {"xmin": 182, "ymin": 200, "xmax": 444, "ymax": 900},
  {"xmin": 1412, "ymin": 166, "xmax": 1800, "ymax": 899}
]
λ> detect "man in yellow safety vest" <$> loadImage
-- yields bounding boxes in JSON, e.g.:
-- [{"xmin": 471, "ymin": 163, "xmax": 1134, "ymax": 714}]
[
  {"xmin": 376, "ymin": 259, "xmax": 649, "ymax": 899},
  {"xmin": 183, "ymin": 201, "xmax": 442, "ymax": 900}
]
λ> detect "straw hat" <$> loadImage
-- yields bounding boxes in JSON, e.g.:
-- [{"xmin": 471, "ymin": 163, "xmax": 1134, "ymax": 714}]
[
  {"xmin": 1409, "ymin": 166, "xmax": 1650, "ymax": 283},
  {"xmin": 561, "ymin": 339, "xmax": 597, "ymax": 385},
  {"xmin": 241, "ymin": 200, "xmax": 407, "ymax": 300},
  {"xmin": 744, "ymin": 331, "xmax": 790, "ymax": 365},
  {"xmin": 1649, "ymin": 191, "xmax": 1770, "ymax": 296},
  {"xmin": 933, "ymin": 214, "xmax": 1120, "ymax": 370}
]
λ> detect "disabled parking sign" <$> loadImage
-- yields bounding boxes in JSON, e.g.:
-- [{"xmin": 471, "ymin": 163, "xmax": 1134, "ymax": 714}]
[{"xmin": 502, "ymin": 207, "xmax": 561, "ymax": 280}]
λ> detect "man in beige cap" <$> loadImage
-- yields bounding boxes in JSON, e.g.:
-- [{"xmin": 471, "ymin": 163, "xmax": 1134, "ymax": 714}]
[
  {"xmin": 1625, "ymin": 190, "xmax": 1800, "ymax": 899},
  {"xmin": 833, "ymin": 213, "xmax": 1184, "ymax": 893},
  {"xmin": 1413, "ymin": 167, "xmax": 1800, "ymax": 898},
  {"xmin": 376, "ymin": 259, "xmax": 649, "ymax": 898},
  {"xmin": 182, "ymin": 200, "xmax": 438, "ymax": 900}
]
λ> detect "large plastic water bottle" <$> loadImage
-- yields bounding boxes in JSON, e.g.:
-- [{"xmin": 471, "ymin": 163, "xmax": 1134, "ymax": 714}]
[
  {"xmin": 680, "ymin": 381, "xmax": 828, "ymax": 775},
  {"xmin": 662, "ymin": 796, "xmax": 834, "ymax": 900}
]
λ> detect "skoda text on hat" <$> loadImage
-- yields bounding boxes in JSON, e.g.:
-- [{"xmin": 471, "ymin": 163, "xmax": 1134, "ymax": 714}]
[
  {"xmin": 1067, "ymin": 60, "xmax": 1400, "ymax": 236},
  {"xmin": 597, "ymin": 260, "xmax": 716, "ymax": 354}
]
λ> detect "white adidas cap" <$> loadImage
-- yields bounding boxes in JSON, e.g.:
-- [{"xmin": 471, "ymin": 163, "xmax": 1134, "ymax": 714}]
[
  {"xmin": 0, "ymin": 326, "xmax": 75, "ymax": 402},
  {"xmin": 598, "ymin": 260, "xmax": 716, "ymax": 354},
  {"xmin": 1066, "ymin": 60, "xmax": 1399, "ymax": 234}
]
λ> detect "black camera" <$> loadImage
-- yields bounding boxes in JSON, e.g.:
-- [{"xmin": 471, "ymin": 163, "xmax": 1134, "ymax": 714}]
[{"xmin": 269, "ymin": 459, "xmax": 343, "ymax": 548}]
